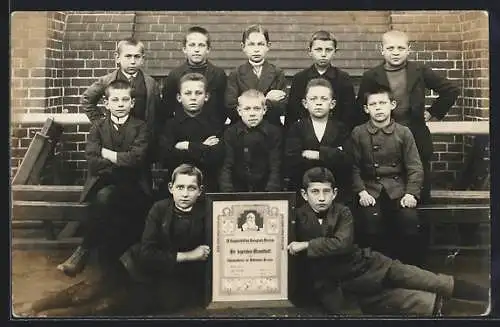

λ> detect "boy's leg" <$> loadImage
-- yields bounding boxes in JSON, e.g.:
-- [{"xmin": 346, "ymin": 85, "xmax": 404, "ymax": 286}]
[
  {"xmin": 355, "ymin": 200, "xmax": 387, "ymax": 255},
  {"xmin": 384, "ymin": 259, "xmax": 489, "ymax": 302},
  {"xmin": 390, "ymin": 204, "xmax": 424, "ymax": 266},
  {"xmin": 356, "ymin": 288, "xmax": 436, "ymax": 316},
  {"xmin": 58, "ymin": 185, "xmax": 118, "ymax": 276},
  {"xmin": 420, "ymin": 159, "xmax": 432, "ymax": 205}
]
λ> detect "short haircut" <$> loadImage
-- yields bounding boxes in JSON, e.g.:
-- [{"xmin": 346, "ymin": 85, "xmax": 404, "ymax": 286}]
[
  {"xmin": 184, "ymin": 26, "xmax": 211, "ymax": 48},
  {"xmin": 305, "ymin": 78, "xmax": 336, "ymax": 99},
  {"xmin": 170, "ymin": 163, "xmax": 204, "ymax": 187},
  {"xmin": 309, "ymin": 30, "xmax": 337, "ymax": 50},
  {"xmin": 178, "ymin": 72, "xmax": 208, "ymax": 91},
  {"xmin": 362, "ymin": 85, "xmax": 395, "ymax": 106},
  {"xmin": 116, "ymin": 37, "xmax": 145, "ymax": 55},
  {"xmin": 302, "ymin": 167, "xmax": 337, "ymax": 190},
  {"xmin": 382, "ymin": 30, "xmax": 409, "ymax": 45},
  {"xmin": 242, "ymin": 24, "xmax": 270, "ymax": 44},
  {"xmin": 104, "ymin": 79, "xmax": 133, "ymax": 98},
  {"xmin": 237, "ymin": 89, "xmax": 266, "ymax": 108}
]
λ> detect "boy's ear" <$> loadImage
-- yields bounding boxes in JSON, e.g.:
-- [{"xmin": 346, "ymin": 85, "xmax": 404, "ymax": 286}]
[
  {"xmin": 168, "ymin": 182, "xmax": 173, "ymax": 195},
  {"xmin": 363, "ymin": 105, "xmax": 370, "ymax": 114},
  {"xmin": 130, "ymin": 98, "xmax": 135, "ymax": 108},
  {"xmin": 113, "ymin": 51, "xmax": 119, "ymax": 63},
  {"xmin": 300, "ymin": 188, "xmax": 308, "ymax": 202},
  {"xmin": 176, "ymin": 93, "xmax": 182, "ymax": 104},
  {"xmin": 330, "ymin": 99, "xmax": 336, "ymax": 110},
  {"xmin": 378, "ymin": 42, "xmax": 384, "ymax": 54},
  {"xmin": 240, "ymin": 42, "xmax": 245, "ymax": 50},
  {"xmin": 390, "ymin": 100, "xmax": 397, "ymax": 110},
  {"xmin": 301, "ymin": 98, "xmax": 308, "ymax": 110},
  {"xmin": 103, "ymin": 98, "xmax": 109, "ymax": 109},
  {"xmin": 204, "ymin": 91, "xmax": 210, "ymax": 102}
]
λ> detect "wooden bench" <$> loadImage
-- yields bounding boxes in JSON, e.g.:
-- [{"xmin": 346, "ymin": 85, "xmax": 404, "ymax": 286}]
[
  {"xmin": 11, "ymin": 185, "xmax": 88, "ymax": 250},
  {"xmin": 418, "ymin": 190, "xmax": 490, "ymax": 251}
]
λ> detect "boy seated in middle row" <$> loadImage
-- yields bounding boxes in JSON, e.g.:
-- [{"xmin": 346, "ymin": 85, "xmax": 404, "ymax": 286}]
[
  {"xmin": 219, "ymin": 89, "xmax": 283, "ymax": 192},
  {"xmin": 351, "ymin": 86, "xmax": 424, "ymax": 266},
  {"xmin": 285, "ymin": 78, "xmax": 352, "ymax": 204},
  {"xmin": 159, "ymin": 72, "xmax": 224, "ymax": 193}
]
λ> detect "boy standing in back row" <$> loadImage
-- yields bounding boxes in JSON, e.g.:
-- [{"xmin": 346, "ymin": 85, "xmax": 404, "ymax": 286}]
[
  {"xmin": 355, "ymin": 30, "xmax": 459, "ymax": 203},
  {"xmin": 162, "ymin": 26, "xmax": 228, "ymax": 129}
]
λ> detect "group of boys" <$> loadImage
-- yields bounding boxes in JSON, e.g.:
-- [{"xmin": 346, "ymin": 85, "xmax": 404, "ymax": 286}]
[{"xmin": 28, "ymin": 24, "xmax": 489, "ymax": 317}]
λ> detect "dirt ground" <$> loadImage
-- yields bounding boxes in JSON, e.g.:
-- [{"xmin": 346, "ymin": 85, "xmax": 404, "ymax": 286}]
[{"xmin": 10, "ymin": 248, "xmax": 491, "ymax": 319}]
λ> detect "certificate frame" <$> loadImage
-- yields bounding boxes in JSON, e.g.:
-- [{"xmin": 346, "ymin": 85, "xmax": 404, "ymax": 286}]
[{"xmin": 205, "ymin": 192, "xmax": 297, "ymax": 309}]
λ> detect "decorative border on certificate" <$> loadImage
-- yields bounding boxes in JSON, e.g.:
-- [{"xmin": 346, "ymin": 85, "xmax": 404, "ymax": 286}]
[{"xmin": 206, "ymin": 192, "xmax": 296, "ymax": 306}]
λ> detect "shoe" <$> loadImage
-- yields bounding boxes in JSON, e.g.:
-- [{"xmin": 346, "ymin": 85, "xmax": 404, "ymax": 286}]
[{"xmin": 57, "ymin": 246, "xmax": 89, "ymax": 277}]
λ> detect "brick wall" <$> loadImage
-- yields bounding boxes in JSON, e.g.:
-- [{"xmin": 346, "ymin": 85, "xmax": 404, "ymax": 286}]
[
  {"xmin": 10, "ymin": 10, "xmax": 489, "ymax": 187},
  {"xmin": 10, "ymin": 11, "xmax": 67, "ymax": 178}
]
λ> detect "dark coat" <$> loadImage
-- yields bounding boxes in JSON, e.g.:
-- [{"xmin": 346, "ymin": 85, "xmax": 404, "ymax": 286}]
[
  {"xmin": 159, "ymin": 108, "xmax": 224, "ymax": 191},
  {"xmin": 81, "ymin": 116, "xmax": 151, "ymax": 202},
  {"xmin": 162, "ymin": 60, "xmax": 228, "ymax": 127},
  {"xmin": 219, "ymin": 120, "xmax": 283, "ymax": 192},
  {"xmin": 284, "ymin": 117, "xmax": 352, "ymax": 198},
  {"xmin": 120, "ymin": 198, "xmax": 206, "ymax": 280},
  {"xmin": 81, "ymin": 69, "xmax": 163, "ymax": 161},
  {"xmin": 285, "ymin": 65, "xmax": 357, "ymax": 130},
  {"xmin": 225, "ymin": 61, "xmax": 288, "ymax": 126},
  {"xmin": 350, "ymin": 120, "xmax": 424, "ymax": 200},
  {"xmin": 355, "ymin": 61, "xmax": 460, "ymax": 160}
]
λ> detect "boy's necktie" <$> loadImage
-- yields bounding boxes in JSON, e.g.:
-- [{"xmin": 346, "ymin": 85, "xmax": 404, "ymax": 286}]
[{"xmin": 128, "ymin": 75, "xmax": 135, "ymax": 89}]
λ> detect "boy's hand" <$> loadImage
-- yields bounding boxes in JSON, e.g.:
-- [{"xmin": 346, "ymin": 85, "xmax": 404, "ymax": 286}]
[
  {"xmin": 287, "ymin": 241, "xmax": 309, "ymax": 255},
  {"xmin": 359, "ymin": 190, "xmax": 376, "ymax": 207},
  {"xmin": 266, "ymin": 90, "xmax": 286, "ymax": 102},
  {"xmin": 190, "ymin": 245, "xmax": 211, "ymax": 261},
  {"xmin": 175, "ymin": 141, "xmax": 189, "ymax": 150},
  {"xmin": 202, "ymin": 136, "xmax": 220, "ymax": 146},
  {"xmin": 101, "ymin": 147, "xmax": 117, "ymax": 163},
  {"xmin": 400, "ymin": 194, "xmax": 417, "ymax": 208},
  {"xmin": 302, "ymin": 150, "xmax": 320, "ymax": 160},
  {"xmin": 424, "ymin": 110, "xmax": 432, "ymax": 122}
]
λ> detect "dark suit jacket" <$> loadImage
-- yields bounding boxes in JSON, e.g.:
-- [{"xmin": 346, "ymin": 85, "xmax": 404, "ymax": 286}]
[
  {"xmin": 81, "ymin": 69, "xmax": 163, "ymax": 161},
  {"xmin": 219, "ymin": 120, "xmax": 282, "ymax": 192},
  {"xmin": 350, "ymin": 120, "xmax": 424, "ymax": 200},
  {"xmin": 225, "ymin": 61, "xmax": 288, "ymax": 126},
  {"xmin": 284, "ymin": 117, "xmax": 352, "ymax": 199},
  {"xmin": 120, "ymin": 198, "xmax": 206, "ymax": 280},
  {"xmin": 285, "ymin": 65, "xmax": 357, "ymax": 130},
  {"xmin": 162, "ymin": 60, "xmax": 228, "ymax": 127},
  {"xmin": 159, "ymin": 108, "xmax": 224, "ymax": 191},
  {"xmin": 294, "ymin": 203, "xmax": 392, "ymax": 311},
  {"xmin": 81, "ymin": 115, "xmax": 151, "ymax": 202},
  {"xmin": 355, "ymin": 61, "xmax": 460, "ymax": 160}
]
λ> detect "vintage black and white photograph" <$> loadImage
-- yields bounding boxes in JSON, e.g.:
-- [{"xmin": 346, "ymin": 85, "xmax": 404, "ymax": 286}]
[{"xmin": 10, "ymin": 10, "xmax": 490, "ymax": 318}]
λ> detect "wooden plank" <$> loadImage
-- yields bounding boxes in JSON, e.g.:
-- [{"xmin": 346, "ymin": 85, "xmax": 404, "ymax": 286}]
[
  {"xmin": 428, "ymin": 245, "xmax": 490, "ymax": 251},
  {"xmin": 418, "ymin": 206, "xmax": 490, "ymax": 223},
  {"xmin": 427, "ymin": 121, "xmax": 489, "ymax": 135},
  {"xmin": 11, "ymin": 185, "xmax": 83, "ymax": 202},
  {"xmin": 57, "ymin": 221, "xmax": 81, "ymax": 240},
  {"xmin": 430, "ymin": 190, "xmax": 490, "ymax": 200},
  {"xmin": 13, "ymin": 113, "xmax": 90, "ymax": 125},
  {"xmin": 12, "ymin": 201, "xmax": 89, "ymax": 221},
  {"xmin": 12, "ymin": 237, "xmax": 82, "ymax": 250},
  {"xmin": 11, "ymin": 133, "xmax": 51, "ymax": 185},
  {"xmin": 11, "ymin": 220, "xmax": 67, "ymax": 229}
]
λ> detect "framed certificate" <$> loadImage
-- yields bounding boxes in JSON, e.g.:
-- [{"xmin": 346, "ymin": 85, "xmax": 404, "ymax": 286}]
[{"xmin": 205, "ymin": 192, "xmax": 296, "ymax": 309}]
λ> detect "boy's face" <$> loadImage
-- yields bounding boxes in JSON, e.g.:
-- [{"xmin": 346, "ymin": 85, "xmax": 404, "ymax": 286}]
[
  {"xmin": 364, "ymin": 92, "xmax": 396, "ymax": 123},
  {"xmin": 237, "ymin": 96, "xmax": 267, "ymax": 128},
  {"xmin": 183, "ymin": 32, "xmax": 210, "ymax": 65},
  {"xmin": 176, "ymin": 80, "xmax": 208, "ymax": 115},
  {"xmin": 302, "ymin": 85, "xmax": 336, "ymax": 119},
  {"xmin": 246, "ymin": 213, "xmax": 256, "ymax": 225},
  {"xmin": 309, "ymin": 40, "xmax": 336, "ymax": 68},
  {"xmin": 242, "ymin": 32, "xmax": 269, "ymax": 63},
  {"xmin": 168, "ymin": 173, "xmax": 202, "ymax": 210},
  {"xmin": 381, "ymin": 34, "xmax": 410, "ymax": 68},
  {"xmin": 301, "ymin": 182, "xmax": 337, "ymax": 213},
  {"xmin": 104, "ymin": 88, "xmax": 134, "ymax": 118},
  {"xmin": 115, "ymin": 43, "xmax": 144, "ymax": 75}
]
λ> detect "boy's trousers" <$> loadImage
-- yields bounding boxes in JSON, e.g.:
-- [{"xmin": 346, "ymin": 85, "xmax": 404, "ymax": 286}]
[
  {"xmin": 81, "ymin": 182, "xmax": 151, "ymax": 269},
  {"xmin": 355, "ymin": 189, "xmax": 424, "ymax": 266}
]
